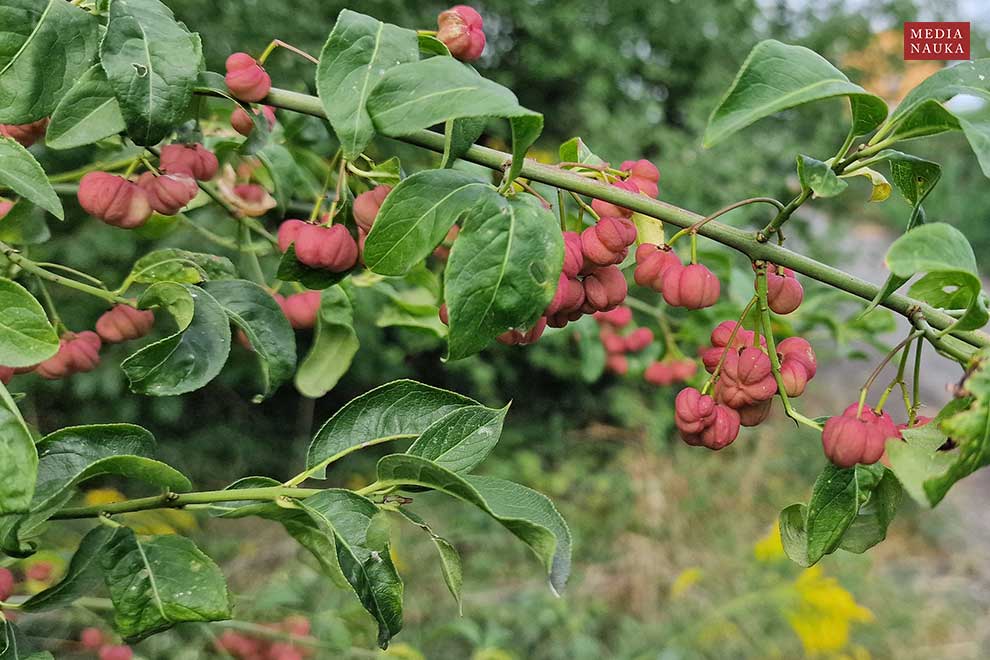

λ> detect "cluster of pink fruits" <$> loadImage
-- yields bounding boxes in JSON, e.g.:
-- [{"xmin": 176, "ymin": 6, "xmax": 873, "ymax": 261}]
[
  {"xmin": 78, "ymin": 628, "xmax": 133, "ymax": 660},
  {"xmin": 673, "ymin": 268, "xmax": 813, "ymax": 450},
  {"xmin": 593, "ymin": 307, "xmax": 653, "ymax": 375},
  {"xmin": 0, "ymin": 304, "xmax": 154, "ymax": 385},
  {"xmin": 822, "ymin": 406, "xmax": 932, "ymax": 468},
  {"xmin": 215, "ymin": 615, "xmax": 313, "ymax": 660},
  {"xmin": 75, "ymin": 143, "xmax": 217, "ymax": 229}
]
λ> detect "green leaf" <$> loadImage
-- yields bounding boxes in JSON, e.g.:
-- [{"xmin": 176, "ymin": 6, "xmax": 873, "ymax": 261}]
[
  {"xmin": 0, "ymin": 382, "xmax": 36, "ymax": 516},
  {"xmin": 316, "ymin": 9, "xmax": 420, "ymax": 160},
  {"xmin": 276, "ymin": 245, "xmax": 350, "ymax": 291},
  {"xmin": 373, "ymin": 454, "xmax": 571, "ymax": 594},
  {"xmin": 103, "ymin": 530, "xmax": 231, "ymax": 641},
  {"xmin": 21, "ymin": 526, "xmax": 124, "ymax": 611},
  {"xmin": 418, "ymin": 34, "xmax": 450, "ymax": 58},
  {"xmin": 208, "ymin": 476, "xmax": 349, "ymax": 588},
  {"xmin": 100, "ymin": 0, "xmax": 203, "ymax": 145},
  {"xmin": 1, "ymin": 619, "xmax": 53, "ymax": 660},
  {"xmin": 125, "ymin": 248, "xmax": 237, "ymax": 286},
  {"xmin": 886, "ymin": 222, "xmax": 978, "ymax": 276},
  {"xmin": 298, "ymin": 490, "xmax": 403, "ymax": 649},
  {"xmin": 121, "ymin": 283, "xmax": 231, "ymax": 396},
  {"xmin": 778, "ymin": 503, "xmax": 811, "ymax": 567},
  {"xmin": 406, "ymin": 404, "xmax": 509, "ymax": 473},
  {"xmin": 796, "ymin": 154, "xmax": 847, "ymax": 198},
  {"xmin": 25, "ymin": 424, "xmax": 190, "ymax": 527},
  {"xmin": 781, "ymin": 463, "xmax": 895, "ymax": 566},
  {"xmin": 884, "ymin": 223, "xmax": 986, "ymax": 332},
  {"xmin": 558, "ymin": 137, "xmax": 607, "ymax": 167},
  {"xmin": 445, "ymin": 194, "xmax": 564, "ymax": 360},
  {"xmin": 46, "ymin": 64, "xmax": 125, "ymax": 150},
  {"xmin": 0, "ymin": 0, "xmax": 99, "ymax": 124},
  {"xmin": 865, "ymin": 150, "xmax": 942, "ymax": 206},
  {"xmin": 363, "ymin": 169, "xmax": 494, "ymax": 276},
  {"xmin": 305, "ymin": 379, "xmax": 478, "ymax": 479},
  {"xmin": 838, "ymin": 468, "xmax": 901, "ymax": 553},
  {"xmin": 857, "ymin": 151, "xmax": 941, "ymax": 312},
  {"xmin": 892, "ymin": 351, "xmax": 990, "ymax": 505},
  {"xmin": 0, "ymin": 201, "xmax": 50, "ymax": 245},
  {"xmin": 294, "ymin": 285, "xmax": 359, "ymax": 399},
  {"xmin": 0, "ymin": 137, "xmax": 63, "ymax": 219},
  {"xmin": 804, "ymin": 464, "xmax": 859, "ymax": 564},
  {"xmin": 441, "ymin": 117, "xmax": 488, "ymax": 168},
  {"xmin": 256, "ymin": 143, "xmax": 298, "ymax": 215},
  {"xmin": 838, "ymin": 166, "xmax": 891, "ymax": 202},
  {"xmin": 376, "ymin": 305, "xmax": 447, "ymax": 338},
  {"xmin": 203, "ymin": 280, "xmax": 295, "ymax": 401},
  {"xmin": 703, "ymin": 40, "xmax": 887, "ymax": 147},
  {"xmin": 0, "ymin": 277, "xmax": 58, "ymax": 368},
  {"xmin": 367, "ymin": 57, "xmax": 543, "ymax": 183},
  {"xmin": 876, "ymin": 59, "xmax": 990, "ymax": 176},
  {"xmin": 396, "ymin": 509, "xmax": 463, "ymax": 613}
]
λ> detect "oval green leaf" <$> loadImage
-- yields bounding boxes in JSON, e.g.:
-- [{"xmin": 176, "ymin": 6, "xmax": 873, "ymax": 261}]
[
  {"xmin": 46, "ymin": 64, "xmax": 126, "ymax": 150},
  {"xmin": 0, "ymin": 277, "xmax": 58, "ymax": 368},
  {"xmin": 100, "ymin": 0, "xmax": 203, "ymax": 145},
  {"xmin": 445, "ymin": 193, "xmax": 564, "ymax": 360},
  {"xmin": 703, "ymin": 40, "xmax": 887, "ymax": 147}
]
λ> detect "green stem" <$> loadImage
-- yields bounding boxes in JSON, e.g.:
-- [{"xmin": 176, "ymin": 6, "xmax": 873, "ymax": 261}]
[
  {"xmin": 51, "ymin": 486, "xmax": 323, "ymax": 520},
  {"xmin": 702, "ymin": 295, "xmax": 758, "ymax": 396},
  {"xmin": 668, "ymin": 196, "xmax": 785, "ymax": 246},
  {"xmin": 0, "ymin": 241, "xmax": 130, "ymax": 305},
  {"xmin": 756, "ymin": 265, "xmax": 822, "ymax": 431},
  {"xmin": 240, "ymin": 223, "xmax": 268, "ymax": 286},
  {"xmin": 179, "ymin": 216, "xmax": 270, "ymax": 254},
  {"xmin": 758, "ymin": 188, "xmax": 811, "ymax": 242},
  {"xmin": 46, "ymin": 154, "xmax": 142, "ymax": 184},
  {"xmin": 201, "ymin": 87, "xmax": 990, "ymax": 356},
  {"xmin": 911, "ymin": 339, "xmax": 923, "ymax": 422},
  {"xmin": 282, "ymin": 434, "xmax": 416, "ymax": 487},
  {"xmin": 34, "ymin": 276, "xmax": 65, "ymax": 333},
  {"xmin": 33, "ymin": 263, "xmax": 109, "ymax": 289}
]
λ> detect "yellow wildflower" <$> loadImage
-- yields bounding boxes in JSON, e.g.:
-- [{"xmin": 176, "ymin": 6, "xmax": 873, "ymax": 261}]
[
  {"xmin": 785, "ymin": 566, "xmax": 873, "ymax": 655},
  {"xmin": 670, "ymin": 567, "xmax": 703, "ymax": 599}
]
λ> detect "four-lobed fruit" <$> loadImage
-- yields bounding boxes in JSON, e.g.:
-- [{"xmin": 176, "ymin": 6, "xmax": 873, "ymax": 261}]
[
  {"xmin": 582, "ymin": 265, "xmax": 627, "ymax": 312},
  {"xmin": 591, "ymin": 179, "xmax": 640, "ymax": 218},
  {"xmin": 77, "ymin": 172, "xmax": 153, "ymax": 229},
  {"xmin": 352, "ymin": 185, "xmax": 392, "ymax": 234},
  {"xmin": 95, "ymin": 304, "xmax": 155, "ymax": 343},
  {"xmin": 291, "ymin": 223, "xmax": 359, "ymax": 273},
  {"xmin": 674, "ymin": 387, "xmax": 740, "ymax": 449},
  {"xmin": 620, "ymin": 159, "xmax": 660, "ymax": 197},
  {"xmin": 634, "ymin": 243, "xmax": 681, "ymax": 290},
  {"xmin": 593, "ymin": 306, "xmax": 632, "ymax": 328},
  {"xmin": 661, "ymin": 263, "xmax": 720, "ymax": 310},
  {"xmin": 437, "ymin": 5, "xmax": 486, "ymax": 61},
  {"xmin": 765, "ymin": 264, "xmax": 804, "ymax": 314},
  {"xmin": 580, "ymin": 216, "xmax": 637, "ymax": 267},
  {"xmin": 822, "ymin": 404, "xmax": 901, "ymax": 468},
  {"xmin": 276, "ymin": 291, "xmax": 322, "ymax": 330},
  {"xmin": 136, "ymin": 172, "xmax": 198, "ymax": 216},
  {"xmin": 225, "ymin": 53, "xmax": 272, "ymax": 102},
  {"xmin": 159, "ymin": 143, "xmax": 219, "ymax": 181},
  {"xmin": 99, "ymin": 645, "xmax": 133, "ymax": 660},
  {"xmin": 231, "ymin": 105, "xmax": 276, "ymax": 137},
  {"xmin": 643, "ymin": 358, "xmax": 697, "ymax": 386},
  {"xmin": 36, "ymin": 332, "xmax": 102, "ymax": 380},
  {"xmin": 0, "ymin": 118, "xmax": 48, "ymax": 147},
  {"xmin": 716, "ymin": 346, "xmax": 777, "ymax": 408},
  {"xmin": 80, "ymin": 627, "xmax": 106, "ymax": 650}
]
